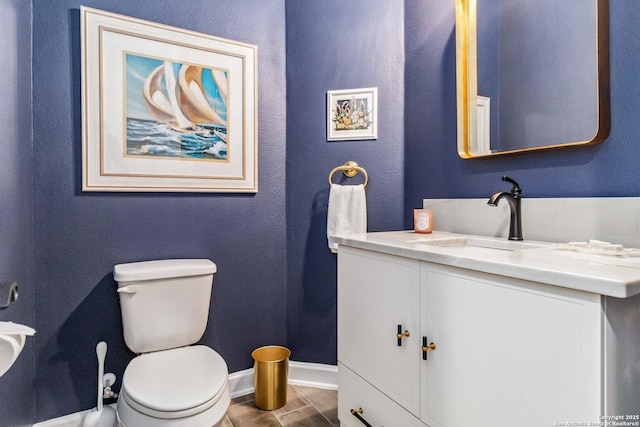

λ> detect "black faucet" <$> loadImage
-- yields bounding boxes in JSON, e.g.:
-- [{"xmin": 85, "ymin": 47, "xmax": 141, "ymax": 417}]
[{"xmin": 487, "ymin": 176, "xmax": 523, "ymax": 241}]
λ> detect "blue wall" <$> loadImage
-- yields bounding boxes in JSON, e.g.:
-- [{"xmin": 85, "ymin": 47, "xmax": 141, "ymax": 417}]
[
  {"xmin": 404, "ymin": 0, "xmax": 458, "ymax": 223},
  {"xmin": 0, "ymin": 1, "xmax": 35, "ymax": 425},
  {"xmin": 285, "ymin": 0, "xmax": 406, "ymax": 364},
  {"xmin": 32, "ymin": 0, "xmax": 286, "ymax": 421},
  {"xmin": 4, "ymin": 0, "xmax": 640, "ymax": 424}
]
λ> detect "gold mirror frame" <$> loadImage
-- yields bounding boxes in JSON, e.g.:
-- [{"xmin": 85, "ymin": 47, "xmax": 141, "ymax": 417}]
[{"xmin": 455, "ymin": 0, "xmax": 610, "ymax": 158}]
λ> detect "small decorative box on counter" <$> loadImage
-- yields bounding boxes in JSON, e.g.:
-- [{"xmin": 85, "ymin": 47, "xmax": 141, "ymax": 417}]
[{"xmin": 414, "ymin": 209, "xmax": 433, "ymax": 234}]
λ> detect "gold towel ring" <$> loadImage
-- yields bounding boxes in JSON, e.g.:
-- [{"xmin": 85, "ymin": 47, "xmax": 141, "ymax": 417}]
[{"xmin": 328, "ymin": 161, "xmax": 368, "ymax": 187}]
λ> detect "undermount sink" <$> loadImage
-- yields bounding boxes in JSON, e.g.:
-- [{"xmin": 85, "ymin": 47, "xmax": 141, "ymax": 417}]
[
  {"xmin": 407, "ymin": 237, "xmax": 547, "ymax": 252},
  {"xmin": 0, "ymin": 322, "xmax": 35, "ymax": 378}
]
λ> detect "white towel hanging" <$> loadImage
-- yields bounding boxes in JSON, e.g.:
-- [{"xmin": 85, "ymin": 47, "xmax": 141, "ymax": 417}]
[{"xmin": 327, "ymin": 184, "xmax": 367, "ymax": 253}]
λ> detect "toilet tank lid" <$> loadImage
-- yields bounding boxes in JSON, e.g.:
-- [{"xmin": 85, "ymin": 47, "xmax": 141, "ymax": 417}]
[{"xmin": 114, "ymin": 259, "xmax": 217, "ymax": 282}]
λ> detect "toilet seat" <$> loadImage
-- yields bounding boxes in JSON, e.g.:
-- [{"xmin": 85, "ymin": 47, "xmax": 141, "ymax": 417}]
[{"xmin": 121, "ymin": 345, "xmax": 228, "ymax": 419}]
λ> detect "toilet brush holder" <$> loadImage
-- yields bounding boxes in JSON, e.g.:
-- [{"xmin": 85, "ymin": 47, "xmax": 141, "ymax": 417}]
[{"xmin": 83, "ymin": 342, "xmax": 117, "ymax": 427}]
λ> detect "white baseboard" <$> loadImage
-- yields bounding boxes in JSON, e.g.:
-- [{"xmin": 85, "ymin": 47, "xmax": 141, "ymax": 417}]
[
  {"xmin": 229, "ymin": 361, "xmax": 338, "ymax": 398},
  {"xmin": 33, "ymin": 361, "xmax": 338, "ymax": 427},
  {"xmin": 32, "ymin": 404, "xmax": 117, "ymax": 427},
  {"xmin": 288, "ymin": 361, "xmax": 338, "ymax": 390}
]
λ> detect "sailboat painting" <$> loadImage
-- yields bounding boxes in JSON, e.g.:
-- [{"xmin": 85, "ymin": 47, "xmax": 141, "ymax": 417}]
[
  {"xmin": 82, "ymin": 7, "xmax": 257, "ymax": 192},
  {"xmin": 125, "ymin": 53, "xmax": 229, "ymax": 161}
]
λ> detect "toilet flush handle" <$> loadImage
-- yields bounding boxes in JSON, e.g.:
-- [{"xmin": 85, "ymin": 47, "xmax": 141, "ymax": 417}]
[{"xmin": 117, "ymin": 285, "xmax": 139, "ymax": 294}]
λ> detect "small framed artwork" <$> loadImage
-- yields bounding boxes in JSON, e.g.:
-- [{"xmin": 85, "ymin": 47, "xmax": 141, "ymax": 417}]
[
  {"xmin": 327, "ymin": 87, "xmax": 378, "ymax": 141},
  {"xmin": 81, "ymin": 7, "xmax": 258, "ymax": 192}
]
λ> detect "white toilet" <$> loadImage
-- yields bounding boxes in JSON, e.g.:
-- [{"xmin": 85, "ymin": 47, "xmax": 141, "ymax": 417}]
[{"xmin": 114, "ymin": 259, "xmax": 231, "ymax": 427}]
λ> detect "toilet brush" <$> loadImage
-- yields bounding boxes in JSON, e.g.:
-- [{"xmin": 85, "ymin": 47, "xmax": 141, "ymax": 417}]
[{"xmin": 83, "ymin": 342, "xmax": 117, "ymax": 427}]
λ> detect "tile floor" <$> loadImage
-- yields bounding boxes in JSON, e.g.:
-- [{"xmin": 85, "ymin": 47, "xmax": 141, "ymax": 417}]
[{"xmin": 220, "ymin": 385, "xmax": 339, "ymax": 426}]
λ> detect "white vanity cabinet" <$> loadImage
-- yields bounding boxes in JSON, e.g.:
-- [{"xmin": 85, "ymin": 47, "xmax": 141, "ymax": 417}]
[{"xmin": 337, "ymin": 245, "xmax": 603, "ymax": 427}]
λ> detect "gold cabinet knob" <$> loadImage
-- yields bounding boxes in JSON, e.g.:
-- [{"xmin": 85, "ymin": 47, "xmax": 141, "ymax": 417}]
[
  {"xmin": 422, "ymin": 336, "xmax": 436, "ymax": 360},
  {"xmin": 396, "ymin": 324, "xmax": 410, "ymax": 346},
  {"xmin": 422, "ymin": 342, "xmax": 436, "ymax": 351}
]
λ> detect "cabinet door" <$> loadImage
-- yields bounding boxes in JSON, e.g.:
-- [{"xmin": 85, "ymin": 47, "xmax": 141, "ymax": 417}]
[
  {"xmin": 338, "ymin": 246, "xmax": 421, "ymax": 415},
  {"xmin": 420, "ymin": 264, "xmax": 602, "ymax": 427}
]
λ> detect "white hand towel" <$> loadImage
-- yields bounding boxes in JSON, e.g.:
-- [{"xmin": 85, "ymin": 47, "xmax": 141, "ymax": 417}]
[{"xmin": 327, "ymin": 184, "xmax": 367, "ymax": 253}]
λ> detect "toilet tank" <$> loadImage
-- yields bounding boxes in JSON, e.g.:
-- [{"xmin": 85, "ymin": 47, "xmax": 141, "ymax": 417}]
[{"xmin": 114, "ymin": 259, "xmax": 217, "ymax": 354}]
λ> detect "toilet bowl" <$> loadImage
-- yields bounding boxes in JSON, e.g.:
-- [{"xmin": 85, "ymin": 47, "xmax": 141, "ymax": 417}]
[{"xmin": 114, "ymin": 259, "xmax": 230, "ymax": 426}]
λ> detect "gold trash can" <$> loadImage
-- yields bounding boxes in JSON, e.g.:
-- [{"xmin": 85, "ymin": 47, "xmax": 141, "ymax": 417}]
[{"xmin": 252, "ymin": 345, "xmax": 291, "ymax": 410}]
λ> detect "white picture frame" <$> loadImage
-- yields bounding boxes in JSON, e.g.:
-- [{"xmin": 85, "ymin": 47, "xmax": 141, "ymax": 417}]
[
  {"xmin": 81, "ymin": 7, "xmax": 258, "ymax": 192},
  {"xmin": 327, "ymin": 87, "xmax": 378, "ymax": 141}
]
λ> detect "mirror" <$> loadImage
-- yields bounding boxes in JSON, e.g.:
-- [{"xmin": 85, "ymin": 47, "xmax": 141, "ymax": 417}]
[{"xmin": 455, "ymin": 0, "xmax": 610, "ymax": 158}]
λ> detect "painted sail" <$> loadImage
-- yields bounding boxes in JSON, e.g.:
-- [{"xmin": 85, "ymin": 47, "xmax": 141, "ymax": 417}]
[
  {"xmin": 163, "ymin": 62, "xmax": 193, "ymax": 129},
  {"xmin": 211, "ymin": 69, "xmax": 228, "ymax": 105},
  {"xmin": 142, "ymin": 65, "xmax": 178, "ymax": 126},
  {"xmin": 177, "ymin": 65, "xmax": 226, "ymax": 126},
  {"xmin": 141, "ymin": 62, "xmax": 226, "ymax": 131},
  {"xmin": 142, "ymin": 63, "xmax": 195, "ymax": 130}
]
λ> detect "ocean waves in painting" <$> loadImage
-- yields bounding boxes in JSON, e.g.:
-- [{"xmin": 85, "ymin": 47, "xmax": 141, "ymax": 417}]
[{"xmin": 126, "ymin": 118, "xmax": 227, "ymax": 160}]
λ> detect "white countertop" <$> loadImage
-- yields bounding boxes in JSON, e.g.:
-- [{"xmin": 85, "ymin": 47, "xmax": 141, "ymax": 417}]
[{"xmin": 334, "ymin": 230, "xmax": 640, "ymax": 298}]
